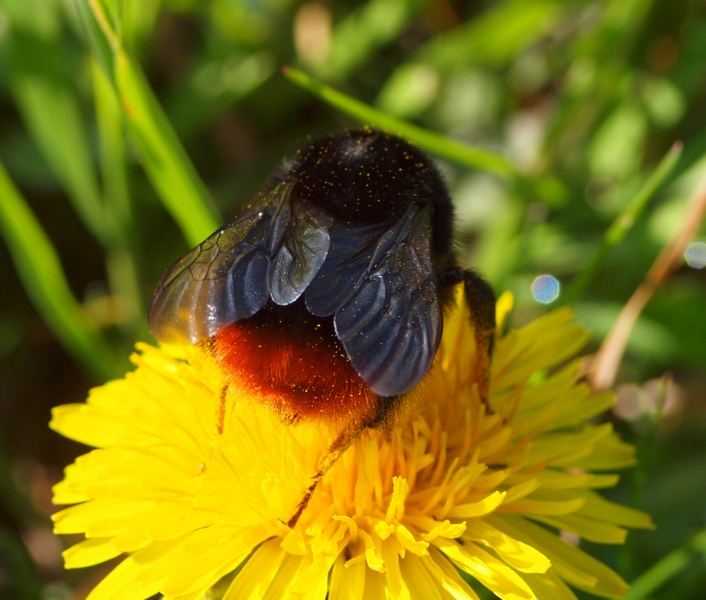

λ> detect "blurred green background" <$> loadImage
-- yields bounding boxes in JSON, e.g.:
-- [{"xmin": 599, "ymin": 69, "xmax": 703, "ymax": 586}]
[{"xmin": 1, "ymin": 0, "xmax": 705, "ymax": 598}]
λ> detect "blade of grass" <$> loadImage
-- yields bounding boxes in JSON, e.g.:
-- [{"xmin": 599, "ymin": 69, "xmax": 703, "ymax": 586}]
[
  {"xmin": 0, "ymin": 161, "xmax": 114, "ymax": 380},
  {"xmin": 9, "ymin": 22, "xmax": 109, "ymax": 245},
  {"xmin": 624, "ymin": 528, "xmax": 706, "ymax": 600},
  {"xmin": 93, "ymin": 58, "xmax": 131, "ymax": 235},
  {"xmin": 114, "ymin": 48, "xmax": 220, "ymax": 244},
  {"xmin": 563, "ymin": 141, "xmax": 683, "ymax": 305},
  {"xmin": 282, "ymin": 66, "xmax": 517, "ymax": 181},
  {"xmin": 93, "ymin": 57, "xmax": 143, "ymax": 337},
  {"xmin": 75, "ymin": 0, "xmax": 117, "ymax": 79},
  {"xmin": 77, "ymin": 0, "xmax": 221, "ymax": 245}
]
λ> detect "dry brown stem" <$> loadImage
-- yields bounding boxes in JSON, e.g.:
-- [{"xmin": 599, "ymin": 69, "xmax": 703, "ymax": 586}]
[{"xmin": 588, "ymin": 177, "xmax": 706, "ymax": 392}]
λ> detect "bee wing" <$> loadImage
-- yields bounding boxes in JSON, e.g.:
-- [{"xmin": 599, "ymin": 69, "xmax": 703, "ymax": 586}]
[
  {"xmin": 304, "ymin": 221, "xmax": 389, "ymax": 317},
  {"xmin": 332, "ymin": 206, "xmax": 442, "ymax": 397},
  {"xmin": 268, "ymin": 199, "xmax": 333, "ymax": 306},
  {"xmin": 148, "ymin": 184, "xmax": 292, "ymax": 344}
]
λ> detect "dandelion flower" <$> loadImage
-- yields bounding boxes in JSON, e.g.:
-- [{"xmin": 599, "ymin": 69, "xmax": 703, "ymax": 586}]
[{"xmin": 51, "ymin": 287, "xmax": 653, "ymax": 599}]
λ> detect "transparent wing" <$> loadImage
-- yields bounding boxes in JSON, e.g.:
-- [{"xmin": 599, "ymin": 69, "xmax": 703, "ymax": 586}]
[
  {"xmin": 304, "ymin": 220, "xmax": 389, "ymax": 317},
  {"xmin": 148, "ymin": 184, "xmax": 291, "ymax": 344},
  {"xmin": 332, "ymin": 206, "xmax": 442, "ymax": 397},
  {"xmin": 268, "ymin": 199, "xmax": 333, "ymax": 306}
]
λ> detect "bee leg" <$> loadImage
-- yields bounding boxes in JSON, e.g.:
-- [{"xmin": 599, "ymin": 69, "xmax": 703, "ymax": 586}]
[
  {"xmin": 286, "ymin": 476, "xmax": 321, "ymax": 528},
  {"xmin": 461, "ymin": 269, "xmax": 496, "ymax": 404},
  {"xmin": 286, "ymin": 395, "xmax": 401, "ymax": 528},
  {"xmin": 217, "ymin": 385, "xmax": 228, "ymax": 435},
  {"xmin": 285, "ymin": 428, "xmax": 356, "ymax": 528},
  {"xmin": 286, "ymin": 432, "xmax": 350, "ymax": 528},
  {"xmin": 440, "ymin": 267, "xmax": 496, "ymax": 403}
]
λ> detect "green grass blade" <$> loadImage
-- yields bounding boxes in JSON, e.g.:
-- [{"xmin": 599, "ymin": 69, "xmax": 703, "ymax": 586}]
[
  {"xmin": 624, "ymin": 528, "xmax": 706, "ymax": 599},
  {"xmin": 76, "ymin": 0, "xmax": 220, "ymax": 245},
  {"xmin": 9, "ymin": 23, "xmax": 109, "ymax": 245},
  {"xmin": 114, "ymin": 49, "xmax": 220, "ymax": 244},
  {"xmin": 93, "ymin": 58, "xmax": 131, "ymax": 235},
  {"xmin": 74, "ymin": 0, "xmax": 117, "ymax": 80},
  {"xmin": 563, "ymin": 141, "xmax": 683, "ymax": 305},
  {"xmin": 0, "ymin": 161, "xmax": 114, "ymax": 380},
  {"xmin": 93, "ymin": 57, "xmax": 143, "ymax": 337},
  {"xmin": 283, "ymin": 67, "xmax": 517, "ymax": 180}
]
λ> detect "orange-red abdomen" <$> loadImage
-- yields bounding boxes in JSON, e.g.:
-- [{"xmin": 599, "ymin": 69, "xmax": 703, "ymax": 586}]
[{"xmin": 211, "ymin": 302, "xmax": 379, "ymax": 423}]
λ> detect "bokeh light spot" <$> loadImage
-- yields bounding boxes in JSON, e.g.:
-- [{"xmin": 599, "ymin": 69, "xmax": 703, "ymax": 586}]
[
  {"xmin": 685, "ymin": 242, "xmax": 706, "ymax": 269},
  {"xmin": 532, "ymin": 275, "xmax": 560, "ymax": 304}
]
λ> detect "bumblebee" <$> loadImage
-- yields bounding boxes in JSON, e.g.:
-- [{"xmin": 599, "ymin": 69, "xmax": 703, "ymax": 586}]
[{"xmin": 149, "ymin": 128, "xmax": 496, "ymax": 524}]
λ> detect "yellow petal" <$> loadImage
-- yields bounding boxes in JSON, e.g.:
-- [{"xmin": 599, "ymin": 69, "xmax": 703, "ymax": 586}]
[
  {"xmin": 573, "ymin": 436, "xmax": 638, "ymax": 470},
  {"xmin": 161, "ymin": 526, "xmax": 271, "ymax": 596},
  {"xmin": 223, "ymin": 538, "xmax": 285, "ymax": 600},
  {"xmin": 522, "ymin": 570, "xmax": 578, "ymax": 600},
  {"xmin": 395, "ymin": 524, "xmax": 429, "ymax": 556},
  {"xmin": 447, "ymin": 490, "xmax": 507, "ymax": 518},
  {"xmin": 462, "ymin": 519, "xmax": 551, "ymax": 574},
  {"xmin": 288, "ymin": 551, "xmax": 338, "ymax": 596},
  {"xmin": 508, "ymin": 497, "xmax": 585, "ymax": 516},
  {"xmin": 381, "ymin": 537, "xmax": 409, "ymax": 600},
  {"xmin": 50, "ymin": 404, "xmax": 119, "ymax": 448},
  {"xmin": 262, "ymin": 553, "xmax": 303, "ymax": 600},
  {"xmin": 53, "ymin": 500, "xmax": 152, "ymax": 534},
  {"xmin": 532, "ymin": 470, "xmax": 619, "ymax": 490},
  {"xmin": 530, "ymin": 489, "xmax": 654, "ymax": 529},
  {"xmin": 329, "ymin": 554, "xmax": 366, "ymax": 600},
  {"xmin": 501, "ymin": 479, "xmax": 540, "ymax": 505},
  {"xmin": 361, "ymin": 569, "xmax": 388, "ymax": 600},
  {"xmin": 85, "ymin": 541, "xmax": 179, "ymax": 600},
  {"xmin": 529, "ymin": 513, "xmax": 628, "ymax": 545},
  {"xmin": 359, "ymin": 529, "xmax": 384, "ymax": 572},
  {"xmin": 425, "ymin": 548, "xmax": 481, "ymax": 600},
  {"xmin": 399, "ymin": 555, "xmax": 443, "ymax": 600},
  {"xmin": 63, "ymin": 537, "xmax": 122, "ymax": 569},
  {"xmin": 433, "ymin": 538, "xmax": 536, "ymax": 600},
  {"xmin": 489, "ymin": 514, "xmax": 629, "ymax": 597}
]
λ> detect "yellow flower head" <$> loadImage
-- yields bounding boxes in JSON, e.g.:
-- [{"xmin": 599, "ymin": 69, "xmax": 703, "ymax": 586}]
[{"xmin": 51, "ymin": 289, "xmax": 653, "ymax": 600}]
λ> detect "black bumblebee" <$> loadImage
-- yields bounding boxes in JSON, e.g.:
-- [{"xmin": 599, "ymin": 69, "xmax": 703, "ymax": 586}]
[{"xmin": 149, "ymin": 128, "xmax": 496, "ymax": 524}]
